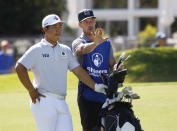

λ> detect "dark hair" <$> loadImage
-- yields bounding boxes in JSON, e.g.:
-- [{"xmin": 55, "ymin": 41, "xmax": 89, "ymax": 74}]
[
  {"xmin": 41, "ymin": 26, "xmax": 50, "ymax": 38},
  {"xmin": 45, "ymin": 26, "xmax": 50, "ymax": 29}
]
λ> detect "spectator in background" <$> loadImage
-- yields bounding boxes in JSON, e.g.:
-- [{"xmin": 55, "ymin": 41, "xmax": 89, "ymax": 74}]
[
  {"xmin": 151, "ymin": 32, "xmax": 167, "ymax": 48},
  {"xmin": 0, "ymin": 40, "xmax": 15, "ymax": 74}
]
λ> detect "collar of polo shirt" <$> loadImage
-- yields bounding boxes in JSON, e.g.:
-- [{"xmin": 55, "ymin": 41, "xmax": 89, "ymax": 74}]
[{"xmin": 41, "ymin": 39, "xmax": 59, "ymax": 47}]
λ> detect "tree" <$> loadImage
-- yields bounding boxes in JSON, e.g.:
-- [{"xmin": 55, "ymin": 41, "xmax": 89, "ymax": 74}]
[
  {"xmin": 93, "ymin": 0, "xmax": 128, "ymax": 9},
  {"xmin": 0, "ymin": 0, "xmax": 66, "ymax": 36},
  {"xmin": 138, "ymin": 24, "xmax": 157, "ymax": 47},
  {"xmin": 139, "ymin": 0, "xmax": 158, "ymax": 8}
]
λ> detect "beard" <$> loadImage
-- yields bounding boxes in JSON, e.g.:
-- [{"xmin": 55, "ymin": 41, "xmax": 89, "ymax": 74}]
[
  {"xmin": 85, "ymin": 27, "xmax": 94, "ymax": 35},
  {"xmin": 88, "ymin": 26, "xmax": 94, "ymax": 32}
]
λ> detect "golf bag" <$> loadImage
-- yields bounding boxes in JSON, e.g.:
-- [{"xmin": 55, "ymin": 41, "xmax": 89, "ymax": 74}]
[{"xmin": 99, "ymin": 53, "xmax": 143, "ymax": 131}]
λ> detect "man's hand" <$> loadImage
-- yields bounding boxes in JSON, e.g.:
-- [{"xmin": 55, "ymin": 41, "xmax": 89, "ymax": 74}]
[
  {"xmin": 28, "ymin": 88, "xmax": 46, "ymax": 104},
  {"xmin": 94, "ymin": 83, "xmax": 108, "ymax": 94},
  {"xmin": 92, "ymin": 28, "xmax": 108, "ymax": 46}
]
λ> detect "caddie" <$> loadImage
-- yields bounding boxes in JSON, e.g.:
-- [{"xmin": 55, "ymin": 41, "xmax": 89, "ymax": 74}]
[{"xmin": 72, "ymin": 9, "xmax": 117, "ymax": 131}]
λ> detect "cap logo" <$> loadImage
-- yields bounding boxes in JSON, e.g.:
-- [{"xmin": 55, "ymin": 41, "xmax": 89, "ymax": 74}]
[
  {"xmin": 84, "ymin": 11, "xmax": 90, "ymax": 16},
  {"xmin": 54, "ymin": 16, "xmax": 58, "ymax": 20}
]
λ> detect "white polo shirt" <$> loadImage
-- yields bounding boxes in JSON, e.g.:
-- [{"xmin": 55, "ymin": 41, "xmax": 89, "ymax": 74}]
[{"xmin": 18, "ymin": 39, "xmax": 79, "ymax": 97}]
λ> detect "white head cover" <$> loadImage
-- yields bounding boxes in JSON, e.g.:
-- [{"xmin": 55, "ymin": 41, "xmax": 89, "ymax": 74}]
[
  {"xmin": 155, "ymin": 32, "xmax": 166, "ymax": 39},
  {"xmin": 42, "ymin": 14, "xmax": 64, "ymax": 27}
]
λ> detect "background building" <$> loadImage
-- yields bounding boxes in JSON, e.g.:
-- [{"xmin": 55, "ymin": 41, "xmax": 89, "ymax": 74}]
[{"xmin": 67, "ymin": 0, "xmax": 177, "ymax": 50}]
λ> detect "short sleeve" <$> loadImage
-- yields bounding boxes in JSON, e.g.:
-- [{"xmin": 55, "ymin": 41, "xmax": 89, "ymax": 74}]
[
  {"xmin": 72, "ymin": 38, "xmax": 83, "ymax": 54},
  {"xmin": 67, "ymin": 47, "xmax": 80, "ymax": 71},
  {"xmin": 17, "ymin": 46, "xmax": 37, "ymax": 70}
]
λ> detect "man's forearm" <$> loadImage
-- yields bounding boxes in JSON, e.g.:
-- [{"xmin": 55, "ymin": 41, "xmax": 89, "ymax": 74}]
[
  {"xmin": 83, "ymin": 42, "xmax": 98, "ymax": 53},
  {"xmin": 77, "ymin": 42, "xmax": 99, "ymax": 55},
  {"xmin": 72, "ymin": 66, "xmax": 95, "ymax": 89},
  {"xmin": 15, "ymin": 63, "xmax": 35, "ymax": 92}
]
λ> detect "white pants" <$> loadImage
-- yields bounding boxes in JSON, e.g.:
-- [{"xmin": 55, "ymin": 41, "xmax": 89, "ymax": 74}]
[{"xmin": 30, "ymin": 93, "xmax": 73, "ymax": 131}]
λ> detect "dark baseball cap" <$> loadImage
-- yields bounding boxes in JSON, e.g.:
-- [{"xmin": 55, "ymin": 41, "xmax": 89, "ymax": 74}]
[{"xmin": 78, "ymin": 9, "xmax": 96, "ymax": 22}]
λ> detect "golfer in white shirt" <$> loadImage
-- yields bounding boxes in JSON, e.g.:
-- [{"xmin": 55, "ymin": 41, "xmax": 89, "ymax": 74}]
[{"xmin": 15, "ymin": 14, "xmax": 107, "ymax": 131}]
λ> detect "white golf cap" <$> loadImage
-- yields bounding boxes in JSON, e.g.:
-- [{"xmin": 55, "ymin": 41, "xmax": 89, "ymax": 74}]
[
  {"xmin": 155, "ymin": 32, "xmax": 166, "ymax": 39},
  {"xmin": 42, "ymin": 14, "xmax": 64, "ymax": 27}
]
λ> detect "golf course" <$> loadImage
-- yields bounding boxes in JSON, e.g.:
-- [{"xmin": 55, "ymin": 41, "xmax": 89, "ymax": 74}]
[
  {"xmin": 0, "ymin": 72, "xmax": 177, "ymax": 131},
  {"xmin": 0, "ymin": 47, "xmax": 177, "ymax": 131}
]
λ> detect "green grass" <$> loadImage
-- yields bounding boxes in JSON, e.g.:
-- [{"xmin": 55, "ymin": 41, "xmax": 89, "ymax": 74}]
[
  {"xmin": 115, "ymin": 47, "xmax": 177, "ymax": 82},
  {"xmin": 0, "ymin": 73, "xmax": 177, "ymax": 131}
]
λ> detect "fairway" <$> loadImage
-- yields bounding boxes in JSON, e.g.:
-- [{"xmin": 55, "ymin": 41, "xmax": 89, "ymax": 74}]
[
  {"xmin": 0, "ymin": 72, "xmax": 177, "ymax": 131},
  {"xmin": 0, "ymin": 89, "xmax": 81, "ymax": 131}
]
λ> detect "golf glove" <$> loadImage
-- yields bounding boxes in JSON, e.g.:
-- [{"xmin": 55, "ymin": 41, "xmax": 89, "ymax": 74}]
[{"xmin": 94, "ymin": 83, "xmax": 108, "ymax": 94}]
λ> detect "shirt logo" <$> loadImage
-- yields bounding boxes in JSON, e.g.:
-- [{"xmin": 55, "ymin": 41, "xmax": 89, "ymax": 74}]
[
  {"xmin": 42, "ymin": 53, "xmax": 49, "ymax": 57},
  {"xmin": 61, "ymin": 51, "xmax": 67, "ymax": 58},
  {"xmin": 61, "ymin": 52, "xmax": 66, "ymax": 56},
  {"xmin": 92, "ymin": 53, "xmax": 103, "ymax": 67},
  {"xmin": 84, "ymin": 11, "xmax": 90, "ymax": 16}
]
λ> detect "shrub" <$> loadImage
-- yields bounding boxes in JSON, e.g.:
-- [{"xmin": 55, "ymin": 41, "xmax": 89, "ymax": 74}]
[
  {"xmin": 115, "ymin": 47, "xmax": 177, "ymax": 82},
  {"xmin": 138, "ymin": 24, "xmax": 157, "ymax": 47}
]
